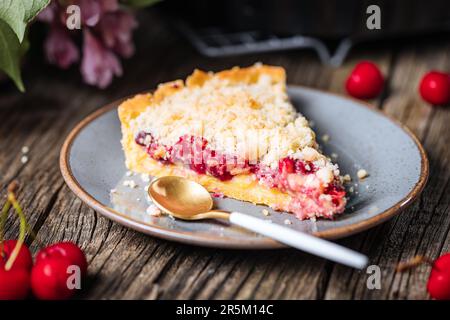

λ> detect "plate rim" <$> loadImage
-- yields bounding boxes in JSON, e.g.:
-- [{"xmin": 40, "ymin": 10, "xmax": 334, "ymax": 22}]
[{"xmin": 60, "ymin": 85, "xmax": 429, "ymax": 249}]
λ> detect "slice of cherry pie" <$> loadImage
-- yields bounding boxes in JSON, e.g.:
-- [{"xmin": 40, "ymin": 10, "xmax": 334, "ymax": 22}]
[{"xmin": 118, "ymin": 64, "xmax": 346, "ymax": 220}]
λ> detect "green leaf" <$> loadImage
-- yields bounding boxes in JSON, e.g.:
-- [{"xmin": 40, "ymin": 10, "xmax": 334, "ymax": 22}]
[
  {"xmin": 0, "ymin": 0, "xmax": 26, "ymax": 42},
  {"xmin": 23, "ymin": 0, "xmax": 50, "ymax": 23},
  {"xmin": 0, "ymin": 19, "xmax": 25, "ymax": 92},
  {"xmin": 121, "ymin": 0, "xmax": 162, "ymax": 9},
  {"xmin": 0, "ymin": 0, "xmax": 50, "ymax": 42}
]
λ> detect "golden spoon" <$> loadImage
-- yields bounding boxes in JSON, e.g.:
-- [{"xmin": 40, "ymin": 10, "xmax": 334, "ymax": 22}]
[{"xmin": 149, "ymin": 176, "xmax": 368, "ymax": 269}]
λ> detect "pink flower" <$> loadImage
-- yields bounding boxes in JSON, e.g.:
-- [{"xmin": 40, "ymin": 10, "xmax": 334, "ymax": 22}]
[
  {"xmin": 78, "ymin": 0, "xmax": 118, "ymax": 26},
  {"xmin": 37, "ymin": 1, "xmax": 57, "ymax": 23},
  {"xmin": 97, "ymin": 10, "xmax": 138, "ymax": 58},
  {"xmin": 44, "ymin": 27, "xmax": 79, "ymax": 69},
  {"xmin": 37, "ymin": 0, "xmax": 140, "ymax": 89},
  {"xmin": 98, "ymin": 0, "xmax": 119, "ymax": 12},
  {"xmin": 81, "ymin": 29, "xmax": 122, "ymax": 88},
  {"xmin": 78, "ymin": 0, "xmax": 101, "ymax": 26}
]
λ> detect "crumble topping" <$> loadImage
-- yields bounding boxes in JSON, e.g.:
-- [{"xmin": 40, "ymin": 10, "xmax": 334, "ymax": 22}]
[{"xmin": 131, "ymin": 64, "xmax": 325, "ymax": 169}]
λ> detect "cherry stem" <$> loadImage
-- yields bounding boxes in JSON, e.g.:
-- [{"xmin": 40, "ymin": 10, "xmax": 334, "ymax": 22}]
[
  {"xmin": 4, "ymin": 184, "xmax": 27, "ymax": 271},
  {"xmin": 396, "ymin": 255, "xmax": 434, "ymax": 272}
]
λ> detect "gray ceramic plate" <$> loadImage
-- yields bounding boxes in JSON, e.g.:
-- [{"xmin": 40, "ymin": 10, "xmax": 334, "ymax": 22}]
[{"xmin": 60, "ymin": 86, "xmax": 428, "ymax": 249}]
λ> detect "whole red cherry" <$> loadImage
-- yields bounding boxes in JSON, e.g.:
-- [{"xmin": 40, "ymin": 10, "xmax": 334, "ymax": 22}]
[
  {"xmin": 35, "ymin": 242, "xmax": 87, "ymax": 276},
  {"xmin": 419, "ymin": 71, "xmax": 450, "ymax": 105},
  {"xmin": 0, "ymin": 239, "xmax": 33, "ymax": 271},
  {"xmin": 31, "ymin": 256, "xmax": 75, "ymax": 300},
  {"xmin": 0, "ymin": 268, "xmax": 30, "ymax": 300},
  {"xmin": 345, "ymin": 61, "xmax": 384, "ymax": 99},
  {"xmin": 427, "ymin": 253, "xmax": 450, "ymax": 300}
]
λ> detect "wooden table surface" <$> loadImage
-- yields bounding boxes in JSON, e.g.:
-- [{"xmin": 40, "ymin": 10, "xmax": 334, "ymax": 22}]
[{"xmin": 1, "ymin": 12, "xmax": 449, "ymax": 299}]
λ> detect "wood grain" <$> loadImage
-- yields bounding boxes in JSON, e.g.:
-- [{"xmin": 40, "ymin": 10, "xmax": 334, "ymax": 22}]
[{"xmin": 1, "ymin": 11, "xmax": 448, "ymax": 300}]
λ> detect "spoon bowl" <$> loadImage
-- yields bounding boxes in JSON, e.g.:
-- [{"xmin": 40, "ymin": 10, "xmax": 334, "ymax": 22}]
[{"xmin": 149, "ymin": 176, "xmax": 228, "ymax": 220}]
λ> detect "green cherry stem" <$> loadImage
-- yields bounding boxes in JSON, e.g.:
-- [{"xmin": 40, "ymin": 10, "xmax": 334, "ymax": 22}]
[{"xmin": 4, "ymin": 182, "xmax": 27, "ymax": 271}]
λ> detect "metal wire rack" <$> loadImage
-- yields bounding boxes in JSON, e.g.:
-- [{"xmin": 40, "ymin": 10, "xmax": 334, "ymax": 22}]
[{"xmin": 176, "ymin": 21, "xmax": 353, "ymax": 66}]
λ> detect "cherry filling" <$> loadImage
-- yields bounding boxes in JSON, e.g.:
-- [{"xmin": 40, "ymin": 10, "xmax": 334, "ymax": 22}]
[
  {"xmin": 135, "ymin": 132, "xmax": 248, "ymax": 180},
  {"xmin": 278, "ymin": 157, "xmax": 316, "ymax": 175},
  {"xmin": 323, "ymin": 184, "xmax": 346, "ymax": 206},
  {"xmin": 134, "ymin": 131, "xmax": 345, "ymax": 208},
  {"xmin": 135, "ymin": 132, "xmax": 152, "ymax": 146}
]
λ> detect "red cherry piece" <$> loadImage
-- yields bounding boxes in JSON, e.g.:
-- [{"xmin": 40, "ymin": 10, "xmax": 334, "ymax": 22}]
[
  {"xmin": 35, "ymin": 242, "xmax": 87, "ymax": 276},
  {"xmin": 294, "ymin": 160, "xmax": 316, "ymax": 175},
  {"xmin": 419, "ymin": 71, "xmax": 450, "ymax": 106},
  {"xmin": 134, "ymin": 131, "xmax": 153, "ymax": 146},
  {"xmin": 427, "ymin": 253, "xmax": 450, "ymax": 300},
  {"xmin": 0, "ymin": 239, "xmax": 33, "ymax": 271},
  {"xmin": 189, "ymin": 162, "xmax": 207, "ymax": 174},
  {"xmin": 31, "ymin": 256, "xmax": 75, "ymax": 300},
  {"xmin": 0, "ymin": 268, "xmax": 30, "ymax": 300},
  {"xmin": 278, "ymin": 157, "xmax": 295, "ymax": 174},
  {"xmin": 345, "ymin": 61, "xmax": 384, "ymax": 99},
  {"xmin": 207, "ymin": 162, "xmax": 233, "ymax": 181}
]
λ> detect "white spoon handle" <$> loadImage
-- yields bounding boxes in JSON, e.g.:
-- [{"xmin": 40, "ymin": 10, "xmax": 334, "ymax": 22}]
[{"xmin": 229, "ymin": 212, "xmax": 368, "ymax": 269}]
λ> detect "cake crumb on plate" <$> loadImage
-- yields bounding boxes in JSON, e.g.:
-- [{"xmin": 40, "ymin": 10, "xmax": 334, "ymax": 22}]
[
  {"xmin": 123, "ymin": 180, "xmax": 138, "ymax": 188},
  {"xmin": 146, "ymin": 204, "xmax": 162, "ymax": 217},
  {"xmin": 343, "ymin": 174, "xmax": 352, "ymax": 182},
  {"xmin": 141, "ymin": 173, "xmax": 150, "ymax": 182},
  {"xmin": 357, "ymin": 169, "xmax": 369, "ymax": 180}
]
